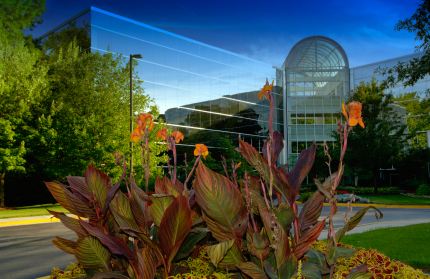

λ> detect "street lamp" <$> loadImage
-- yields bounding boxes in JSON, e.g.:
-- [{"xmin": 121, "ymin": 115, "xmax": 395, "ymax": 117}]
[{"xmin": 130, "ymin": 54, "xmax": 142, "ymax": 174}]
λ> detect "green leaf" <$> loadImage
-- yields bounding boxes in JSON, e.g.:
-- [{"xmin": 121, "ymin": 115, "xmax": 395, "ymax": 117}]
[
  {"xmin": 149, "ymin": 194, "xmax": 174, "ymax": 226},
  {"xmin": 52, "ymin": 236, "xmax": 77, "ymax": 255},
  {"xmin": 85, "ymin": 165, "xmax": 111, "ymax": 209},
  {"xmin": 327, "ymin": 246, "xmax": 356, "ymax": 265},
  {"xmin": 110, "ymin": 191, "xmax": 140, "ymax": 231},
  {"xmin": 174, "ymin": 227, "xmax": 208, "ymax": 261},
  {"xmin": 218, "ymin": 243, "xmax": 244, "ymax": 269},
  {"xmin": 247, "ymin": 229, "xmax": 270, "ymax": 261},
  {"xmin": 274, "ymin": 204, "xmax": 294, "ymax": 233},
  {"xmin": 305, "ymin": 249, "xmax": 329, "ymax": 274},
  {"xmin": 335, "ymin": 206, "xmax": 383, "ymax": 242},
  {"xmin": 75, "ymin": 236, "xmax": 111, "ymax": 271},
  {"xmin": 158, "ymin": 195, "xmax": 192, "ymax": 272},
  {"xmin": 237, "ymin": 262, "xmax": 268, "ymax": 279},
  {"xmin": 193, "ymin": 161, "xmax": 247, "ymax": 241},
  {"xmin": 155, "ymin": 176, "xmax": 182, "ymax": 197},
  {"xmin": 277, "ymin": 256, "xmax": 297, "ymax": 279},
  {"xmin": 301, "ymin": 262, "xmax": 322, "ymax": 279},
  {"xmin": 206, "ymin": 239, "xmax": 235, "ymax": 267}
]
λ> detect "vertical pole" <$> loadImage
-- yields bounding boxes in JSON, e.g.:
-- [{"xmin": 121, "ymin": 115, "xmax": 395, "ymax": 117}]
[
  {"xmin": 129, "ymin": 54, "xmax": 133, "ymax": 175},
  {"xmin": 282, "ymin": 67, "xmax": 288, "ymax": 168}
]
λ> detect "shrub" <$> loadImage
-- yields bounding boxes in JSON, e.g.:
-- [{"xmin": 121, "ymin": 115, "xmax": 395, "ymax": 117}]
[
  {"xmin": 338, "ymin": 186, "xmax": 401, "ymax": 195},
  {"xmin": 416, "ymin": 184, "xmax": 430, "ymax": 196},
  {"xmin": 45, "ymin": 83, "xmax": 390, "ymax": 278}
]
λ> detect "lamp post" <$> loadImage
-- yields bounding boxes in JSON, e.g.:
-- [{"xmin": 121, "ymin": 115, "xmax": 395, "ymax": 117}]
[{"xmin": 130, "ymin": 54, "xmax": 142, "ymax": 175}]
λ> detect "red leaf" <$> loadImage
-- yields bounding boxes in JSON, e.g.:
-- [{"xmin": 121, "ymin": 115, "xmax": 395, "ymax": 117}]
[
  {"xmin": 67, "ymin": 176, "xmax": 91, "ymax": 200},
  {"xmin": 288, "ymin": 144, "xmax": 316, "ymax": 202},
  {"xmin": 294, "ymin": 219, "xmax": 325, "ymax": 259},
  {"xmin": 45, "ymin": 181, "xmax": 94, "ymax": 218},
  {"xmin": 52, "ymin": 236, "xmax": 77, "ymax": 255},
  {"xmin": 298, "ymin": 192, "xmax": 325, "ymax": 234},
  {"xmin": 262, "ymin": 130, "xmax": 284, "ymax": 165},
  {"xmin": 84, "ymin": 165, "xmax": 111, "ymax": 209},
  {"xmin": 193, "ymin": 161, "xmax": 248, "ymax": 241},
  {"xmin": 158, "ymin": 195, "xmax": 192, "ymax": 272},
  {"xmin": 155, "ymin": 176, "xmax": 183, "ymax": 197},
  {"xmin": 48, "ymin": 210, "xmax": 87, "ymax": 238}
]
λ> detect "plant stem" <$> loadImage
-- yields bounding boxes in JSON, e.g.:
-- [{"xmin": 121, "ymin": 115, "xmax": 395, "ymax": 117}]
[{"xmin": 184, "ymin": 156, "xmax": 200, "ymax": 189}]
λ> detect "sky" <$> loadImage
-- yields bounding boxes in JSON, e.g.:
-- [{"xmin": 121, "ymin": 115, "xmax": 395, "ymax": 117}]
[{"xmin": 31, "ymin": 0, "xmax": 421, "ymax": 67}]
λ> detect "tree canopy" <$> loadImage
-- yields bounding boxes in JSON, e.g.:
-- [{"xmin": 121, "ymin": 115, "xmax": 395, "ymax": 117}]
[{"xmin": 384, "ymin": 0, "xmax": 430, "ymax": 91}]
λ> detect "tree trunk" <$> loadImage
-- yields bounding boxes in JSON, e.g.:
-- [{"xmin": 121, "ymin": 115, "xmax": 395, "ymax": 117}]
[{"xmin": 0, "ymin": 172, "xmax": 5, "ymax": 208}]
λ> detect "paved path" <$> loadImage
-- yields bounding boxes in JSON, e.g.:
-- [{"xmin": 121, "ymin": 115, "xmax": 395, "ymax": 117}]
[{"xmin": 0, "ymin": 205, "xmax": 429, "ymax": 279}]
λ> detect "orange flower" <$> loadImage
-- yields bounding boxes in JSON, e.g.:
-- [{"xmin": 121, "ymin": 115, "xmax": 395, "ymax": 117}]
[
  {"xmin": 130, "ymin": 127, "xmax": 142, "ymax": 143},
  {"xmin": 258, "ymin": 79, "xmax": 274, "ymax": 100},
  {"xmin": 137, "ymin": 113, "xmax": 154, "ymax": 131},
  {"xmin": 342, "ymin": 101, "xmax": 365, "ymax": 128},
  {"xmin": 171, "ymin": 130, "xmax": 184, "ymax": 143},
  {"xmin": 156, "ymin": 128, "xmax": 167, "ymax": 141},
  {"xmin": 194, "ymin": 143, "xmax": 209, "ymax": 159}
]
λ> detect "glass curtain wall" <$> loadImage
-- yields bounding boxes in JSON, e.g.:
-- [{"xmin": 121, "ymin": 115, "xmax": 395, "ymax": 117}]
[
  {"xmin": 282, "ymin": 36, "xmax": 350, "ymax": 165},
  {"xmin": 90, "ymin": 7, "xmax": 277, "ymax": 154}
]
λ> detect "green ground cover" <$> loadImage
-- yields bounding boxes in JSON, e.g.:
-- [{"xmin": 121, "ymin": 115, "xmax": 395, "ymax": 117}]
[
  {"xmin": 0, "ymin": 204, "xmax": 67, "ymax": 219},
  {"xmin": 342, "ymin": 223, "xmax": 430, "ymax": 270},
  {"xmin": 363, "ymin": 194, "xmax": 430, "ymax": 205}
]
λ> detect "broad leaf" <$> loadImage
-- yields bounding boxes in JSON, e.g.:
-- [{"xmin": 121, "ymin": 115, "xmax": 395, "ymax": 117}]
[
  {"xmin": 67, "ymin": 176, "xmax": 91, "ymax": 200},
  {"xmin": 294, "ymin": 220, "xmax": 325, "ymax": 259},
  {"xmin": 48, "ymin": 210, "xmax": 87, "ymax": 238},
  {"xmin": 247, "ymin": 229, "xmax": 270, "ymax": 261},
  {"xmin": 92, "ymin": 272, "xmax": 130, "ymax": 279},
  {"xmin": 277, "ymin": 256, "xmax": 297, "ymax": 279},
  {"xmin": 237, "ymin": 262, "xmax": 268, "ymax": 279},
  {"xmin": 110, "ymin": 191, "xmax": 140, "ymax": 231},
  {"xmin": 274, "ymin": 204, "xmax": 294, "ymax": 233},
  {"xmin": 218, "ymin": 243, "xmax": 243, "ymax": 269},
  {"xmin": 262, "ymin": 130, "xmax": 284, "ymax": 165},
  {"xmin": 75, "ymin": 236, "xmax": 111, "ymax": 271},
  {"xmin": 346, "ymin": 265, "xmax": 371, "ymax": 279},
  {"xmin": 237, "ymin": 140, "xmax": 288, "ymax": 199},
  {"xmin": 314, "ymin": 169, "xmax": 343, "ymax": 200},
  {"xmin": 193, "ymin": 161, "xmax": 247, "ymax": 241},
  {"xmin": 174, "ymin": 227, "xmax": 208, "ymax": 261},
  {"xmin": 155, "ymin": 176, "xmax": 182, "ymax": 197},
  {"xmin": 45, "ymin": 181, "xmax": 94, "ymax": 218},
  {"xmin": 158, "ymin": 195, "xmax": 192, "ymax": 272},
  {"xmin": 85, "ymin": 165, "xmax": 111, "ymax": 209},
  {"xmin": 298, "ymin": 192, "xmax": 325, "ymax": 234},
  {"xmin": 288, "ymin": 144, "xmax": 316, "ymax": 198},
  {"xmin": 79, "ymin": 221, "xmax": 134, "ymax": 260},
  {"xmin": 149, "ymin": 194, "xmax": 174, "ymax": 226},
  {"xmin": 52, "ymin": 236, "xmax": 77, "ymax": 255},
  {"xmin": 301, "ymin": 262, "xmax": 322, "ymax": 279},
  {"xmin": 305, "ymin": 249, "xmax": 329, "ymax": 275},
  {"xmin": 129, "ymin": 182, "xmax": 149, "ymax": 230},
  {"xmin": 335, "ymin": 206, "xmax": 383, "ymax": 242},
  {"xmin": 136, "ymin": 246, "xmax": 159, "ymax": 279},
  {"xmin": 206, "ymin": 239, "xmax": 235, "ymax": 267}
]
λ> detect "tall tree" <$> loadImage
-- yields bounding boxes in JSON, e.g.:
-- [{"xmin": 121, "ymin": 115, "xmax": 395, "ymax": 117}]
[
  {"xmin": 384, "ymin": 0, "xmax": 430, "ymax": 91},
  {"xmin": 0, "ymin": 0, "xmax": 47, "ymax": 207},
  {"xmin": 339, "ymin": 81, "xmax": 407, "ymax": 192}
]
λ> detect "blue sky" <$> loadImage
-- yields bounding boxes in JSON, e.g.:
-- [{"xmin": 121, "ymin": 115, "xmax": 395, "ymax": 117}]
[{"xmin": 32, "ymin": 0, "xmax": 421, "ymax": 67}]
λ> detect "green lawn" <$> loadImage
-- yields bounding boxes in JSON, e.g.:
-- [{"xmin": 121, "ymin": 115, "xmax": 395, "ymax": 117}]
[
  {"xmin": 0, "ymin": 204, "xmax": 68, "ymax": 219},
  {"xmin": 342, "ymin": 223, "xmax": 430, "ymax": 270},
  {"xmin": 362, "ymin": 194, "xmax": 430, "ymax": 205}
]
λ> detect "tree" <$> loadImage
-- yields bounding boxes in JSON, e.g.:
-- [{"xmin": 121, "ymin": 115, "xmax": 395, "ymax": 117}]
[
  {"xmin": 0, "ymin": 0, "xmax": 47, "ymax": 207},
  {"xmin": 394, "ymin": 93, "xmax": 430, "ymax": 148},
  {"xmin": 338, "ymin": 81, "xmax": 407, "ymax": 192},
  {"xmin": 384, "ymin": 0, "xmax": 430, "ymax": 90}
]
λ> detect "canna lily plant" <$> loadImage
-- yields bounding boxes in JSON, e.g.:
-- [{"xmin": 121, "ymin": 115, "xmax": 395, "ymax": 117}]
[{"xmin": 46, "ymin": 82, "xmax": 383, "ymax": 279}]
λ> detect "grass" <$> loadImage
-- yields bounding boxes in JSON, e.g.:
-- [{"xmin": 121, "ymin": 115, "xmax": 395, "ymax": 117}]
[
  {"xmin": 0, "ymin": 204, "xmax": 68, "ymax": 219},
  {"xmin": 342, "ymin": 223, "xmax": 430, "ymax": 270},
  {"xmin": 362, "ymin": 194, "xmax": 430, "ymax": 205}
]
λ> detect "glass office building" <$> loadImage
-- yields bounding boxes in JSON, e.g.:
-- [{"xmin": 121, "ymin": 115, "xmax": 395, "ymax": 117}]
[
  {"xmin": 42, "ymin": 7, "xmax": 428, "ymax": 166},
  {"xmin": 350, "ymin": 53, "xmax": 430, "ymax": 97}
]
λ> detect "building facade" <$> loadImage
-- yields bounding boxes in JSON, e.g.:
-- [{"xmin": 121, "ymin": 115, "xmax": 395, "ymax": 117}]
[{"xmin": 41, "ymin": 7, "xmax": 429, "ymax": 166}]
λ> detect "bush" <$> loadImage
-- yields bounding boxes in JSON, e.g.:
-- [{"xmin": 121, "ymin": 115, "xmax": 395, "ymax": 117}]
[
  {"xmin": 338, "ymin": 186, "xmax": 401, "ymax": 195},
  {"xmin": 416, "ymin": 184, "xmax": 430, "ymax": 196}
]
